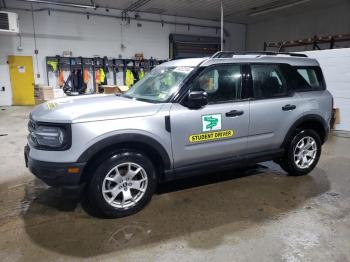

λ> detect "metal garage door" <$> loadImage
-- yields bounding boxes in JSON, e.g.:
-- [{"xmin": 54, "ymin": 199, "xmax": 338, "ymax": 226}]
[{"xmin": 169, "ymin": 34, "xmax": 221, "ymax": 59}]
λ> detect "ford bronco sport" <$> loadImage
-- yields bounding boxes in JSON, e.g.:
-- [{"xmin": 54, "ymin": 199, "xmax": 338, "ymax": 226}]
[{"xmin": 25, "ymin": 51, "xmax": 333, "ymax": 218}]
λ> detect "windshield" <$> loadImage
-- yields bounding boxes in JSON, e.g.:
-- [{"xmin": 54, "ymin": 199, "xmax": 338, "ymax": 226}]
[{"xmin": 123, "ymin": 66, "xmax": 194, "ymax": 102}]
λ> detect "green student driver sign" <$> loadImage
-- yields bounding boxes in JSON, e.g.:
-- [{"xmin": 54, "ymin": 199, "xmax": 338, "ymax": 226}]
[{"xmin": 202, "ymin": 114, "xmax": 221, "ymax": 132}]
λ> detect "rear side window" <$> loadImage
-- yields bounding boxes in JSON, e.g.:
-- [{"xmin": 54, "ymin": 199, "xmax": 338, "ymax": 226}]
[
  {"xmin": 293, "ymin": 66, "xmax": 325, "ymax": 91},
  {"xmin": 251, "ymin": 64, "xmax": 288, "ymax": 99}
]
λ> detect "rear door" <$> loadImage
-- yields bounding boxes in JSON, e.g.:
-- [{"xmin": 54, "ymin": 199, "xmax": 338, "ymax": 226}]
[
  {"xmin": 247, "ymin": 63, "xmax": 304, "ymax": 152},
  {"xmin": 170, "ymin": 64, "xmax": 250, "ymax": 168}
]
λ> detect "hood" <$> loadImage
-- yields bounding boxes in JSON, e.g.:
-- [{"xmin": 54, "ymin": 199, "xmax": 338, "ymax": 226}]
[{"xmin": 30, "ymin": 94, "xmax": 163, "ymax": 123}]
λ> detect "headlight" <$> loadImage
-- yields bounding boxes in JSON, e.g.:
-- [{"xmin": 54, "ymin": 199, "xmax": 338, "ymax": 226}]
[
  {"xmin": 32, "ymin": 126, "xmax": 65, "ymax": 147},
  {"xmin": 28, "ymin": 120, "xmax": 71, "ymax": 150}
]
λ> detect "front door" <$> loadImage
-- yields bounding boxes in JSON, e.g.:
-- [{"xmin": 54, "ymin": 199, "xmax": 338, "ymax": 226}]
[
  {"xmin": 8, "ymin": 56, "xmax": 35, "ymax": 105},
  {"xmin": 170, "ymin": 64, "xmax": 250, "ymax": 168}
]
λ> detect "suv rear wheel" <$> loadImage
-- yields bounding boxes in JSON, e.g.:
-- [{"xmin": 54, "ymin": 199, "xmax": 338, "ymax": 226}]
[
  {"xmin": 87, "ymin": 151, "xmax": 157, "ymax": 218},
  {"xmin": 279, "ymin": 129, "xmax": 321, "ymax": 176}
]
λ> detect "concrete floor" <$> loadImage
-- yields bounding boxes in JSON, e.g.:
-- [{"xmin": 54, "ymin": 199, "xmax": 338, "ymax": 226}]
[{"xmin": 0, "ymin": 106, "xmax": 350, "ymax": 261}]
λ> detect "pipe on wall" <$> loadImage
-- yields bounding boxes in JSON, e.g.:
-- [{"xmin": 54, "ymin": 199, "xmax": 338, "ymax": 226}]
[{"xmin": 5, "ymin": 5, "xmax": 230, "ymax": 37}]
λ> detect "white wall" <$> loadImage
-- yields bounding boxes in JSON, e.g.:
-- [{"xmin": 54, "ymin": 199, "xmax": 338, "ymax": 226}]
[
  {"xmin": 302, "ymin": 48, "xmax": 350, "ymax": 131},
  {"xmin": 0, "ymin": 5, "xmax": 246, "ymax": 106},
  {"xmin": 246, "ymin": 2, "xmax": 350, "ymax": 51}
]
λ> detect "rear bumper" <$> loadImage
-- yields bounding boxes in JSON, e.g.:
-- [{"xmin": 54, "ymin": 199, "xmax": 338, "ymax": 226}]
[{"xmin": 25, "ymin": 145, "xmax": 86, "ymax": 188}]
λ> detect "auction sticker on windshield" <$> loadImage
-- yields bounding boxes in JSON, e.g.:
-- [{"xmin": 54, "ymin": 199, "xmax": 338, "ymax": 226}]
[{"xmin": 173, "ymin": 67, "xmax": 193, "ymax": 73}]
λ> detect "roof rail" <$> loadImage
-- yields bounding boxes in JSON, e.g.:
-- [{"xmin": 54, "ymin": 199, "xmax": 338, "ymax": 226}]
[
  {"xmin": 211, "ymin": 51, "xmax": 308, "ymax": 58},
  {"xmin": 211, "ymin": 51, "xmax": 235, "ymax": 58},
  {"xmin": 244, "ymin": 51, "xmax": 308, "ymax": 57}
]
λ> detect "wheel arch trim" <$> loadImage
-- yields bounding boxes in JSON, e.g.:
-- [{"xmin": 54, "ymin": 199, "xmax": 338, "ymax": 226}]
[
  {"xmin": 77, "ymin": 133, "xmax": 171, "ymax": 169},
  {"xmin": 282, "ymin": 114, "xmax": 328, "ymax": 146}
]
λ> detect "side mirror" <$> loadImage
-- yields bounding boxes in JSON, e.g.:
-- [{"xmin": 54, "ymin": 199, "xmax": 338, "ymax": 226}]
[{"xmin": 187, "ymin": 90, "xmax": 208, "ymax": 109}]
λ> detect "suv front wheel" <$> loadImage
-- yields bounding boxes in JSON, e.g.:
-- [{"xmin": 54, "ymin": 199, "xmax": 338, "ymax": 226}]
[
  {"xmin": 279, "ymin": 129, "xmax": 321, "ymax": 176},
  {"xmin": 88, "ymin": 151, "xmax": 157, "ymax": 218}
]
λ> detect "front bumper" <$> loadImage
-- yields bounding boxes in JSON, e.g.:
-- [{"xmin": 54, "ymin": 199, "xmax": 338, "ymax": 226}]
[{"xmin": 24, "ymin": 145, "xmax": 86, "ymax": 188}]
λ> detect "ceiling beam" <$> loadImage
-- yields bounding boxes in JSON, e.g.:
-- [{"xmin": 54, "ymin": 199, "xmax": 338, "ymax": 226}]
[
  {"xmin": 122, "ymin": 0, "xmax": 152, "ymax": 18},
  {"xmin": 248, "ymin": 0, "xmax": 310, "ymax": 16}
]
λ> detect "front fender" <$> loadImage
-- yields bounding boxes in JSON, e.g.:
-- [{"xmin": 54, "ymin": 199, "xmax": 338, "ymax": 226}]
[{"xmin": 77, "ymin": 132, "xmax": 171, "ymax": 169}]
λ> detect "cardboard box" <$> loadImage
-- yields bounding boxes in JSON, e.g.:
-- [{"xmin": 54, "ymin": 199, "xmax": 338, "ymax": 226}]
[
  {"xmin": 118, "ymin": 85, "xmax": 129, "ymax": 92},
  {"xmin": 34, "ymin": 97, "xmax": 44, "ymax": 105},
  {"xmin": 101, "ymin": 85, "xmax": 122, "ymax": 94},
  {"xmin": 53, "ymin": 88, "xmax": 66, "ymax": 98},
  {"xmin": 335, "ymin": 108, "xmax": 340, "ymax": 124},
  {"xmin": 34, "ymin": 85, "xmax": 53, "ymax": 100}
]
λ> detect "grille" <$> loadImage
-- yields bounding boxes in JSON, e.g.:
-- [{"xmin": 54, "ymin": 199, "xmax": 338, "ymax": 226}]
[{"xmin": 28, "ymin": 120, "xmax": 37, "ymax": 133}]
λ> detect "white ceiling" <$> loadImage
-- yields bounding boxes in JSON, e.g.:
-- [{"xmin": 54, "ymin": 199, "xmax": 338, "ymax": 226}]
[{"xmin": 4, "ymin": 0, "xmax": 349, "ymax": 24}]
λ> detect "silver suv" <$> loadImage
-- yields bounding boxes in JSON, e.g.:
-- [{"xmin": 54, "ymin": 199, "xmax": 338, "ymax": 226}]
[{"xmin": 25, "ymin": 52, "xmax": 333, "ymax": 218}]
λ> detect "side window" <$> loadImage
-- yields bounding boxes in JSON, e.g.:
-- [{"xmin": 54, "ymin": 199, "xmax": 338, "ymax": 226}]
[
  {"xmin": 251, "ymin": 64, "xmax": 288, "ymax": 99},
  {"xmin": 191, "ymin": 64, "xmax": 242, "ymax": 103},
  {"xmin": 294, "ymin": 67, "xmax": 325, "ymax": 91}
]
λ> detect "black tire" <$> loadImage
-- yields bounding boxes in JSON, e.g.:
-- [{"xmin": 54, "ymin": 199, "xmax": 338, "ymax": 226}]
[
  {"xmin": 87, "ymin": 151, "xmax": 157, "ymax": 218},
  {"xmin": 279, "ymin": 129, "xmax": 322, "ymax": 176}
]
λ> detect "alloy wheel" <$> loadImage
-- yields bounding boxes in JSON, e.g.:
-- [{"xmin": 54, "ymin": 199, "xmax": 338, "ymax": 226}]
[
  {"xmin": 102, "ymin": 162, "xmax": 148, "ymax": 209},
  {"xmin": 293, "ymin": 136, "xmax": 317, "ymax": 169}
]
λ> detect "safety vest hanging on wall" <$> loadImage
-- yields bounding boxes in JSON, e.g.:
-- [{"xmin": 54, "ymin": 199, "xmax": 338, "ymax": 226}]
[
  {"xmin": 138, "ymin": 69, "xmax": 145, "ymax": 80},
  {"xmin": 125, "ymin": 69, "xmax": 134, "ymax": 87},
  {"xmin": 95, "ymin": 69, "xmax": 101, "ymax": 84},
  {"xmin": 100, "ymin": 68, "xmax": 106, "ymax": 83},
  {"xmin": 58, "ymin": 70, "xmax": 64, "ymax": 87},
  {"xmin": 83, "ymin": 69, "xmax": 89, "ymax": 84}
]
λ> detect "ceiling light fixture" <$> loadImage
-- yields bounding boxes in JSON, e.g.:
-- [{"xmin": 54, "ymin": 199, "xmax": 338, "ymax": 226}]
[
  {"xmin": 249, "ymin": 0, "xmax": 311, "ymax": 17},
  {"xmin": 18, "ymin": 0, "xmax": 96, "ymax": 9}
]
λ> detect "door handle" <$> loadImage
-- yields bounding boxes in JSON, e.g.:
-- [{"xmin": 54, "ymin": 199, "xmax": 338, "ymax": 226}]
[
  {"xmin": 225, "ymin": 110, "xmax": 244, "ymax": 117},
  {"xmin": 282, "ymin": 104, "xmax": 296, "ymax": 111}
]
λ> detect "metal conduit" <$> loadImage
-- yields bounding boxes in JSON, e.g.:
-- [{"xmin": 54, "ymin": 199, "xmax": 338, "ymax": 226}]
[{"xmin": 6, "ymin": 6, "xmax": 230, "ymax": 36}]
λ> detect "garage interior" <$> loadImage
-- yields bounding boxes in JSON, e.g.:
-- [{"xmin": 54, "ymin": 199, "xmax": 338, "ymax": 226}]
[{"xmin": 1, "ymin": 0, "xmax": 350, "ymax": 261}]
